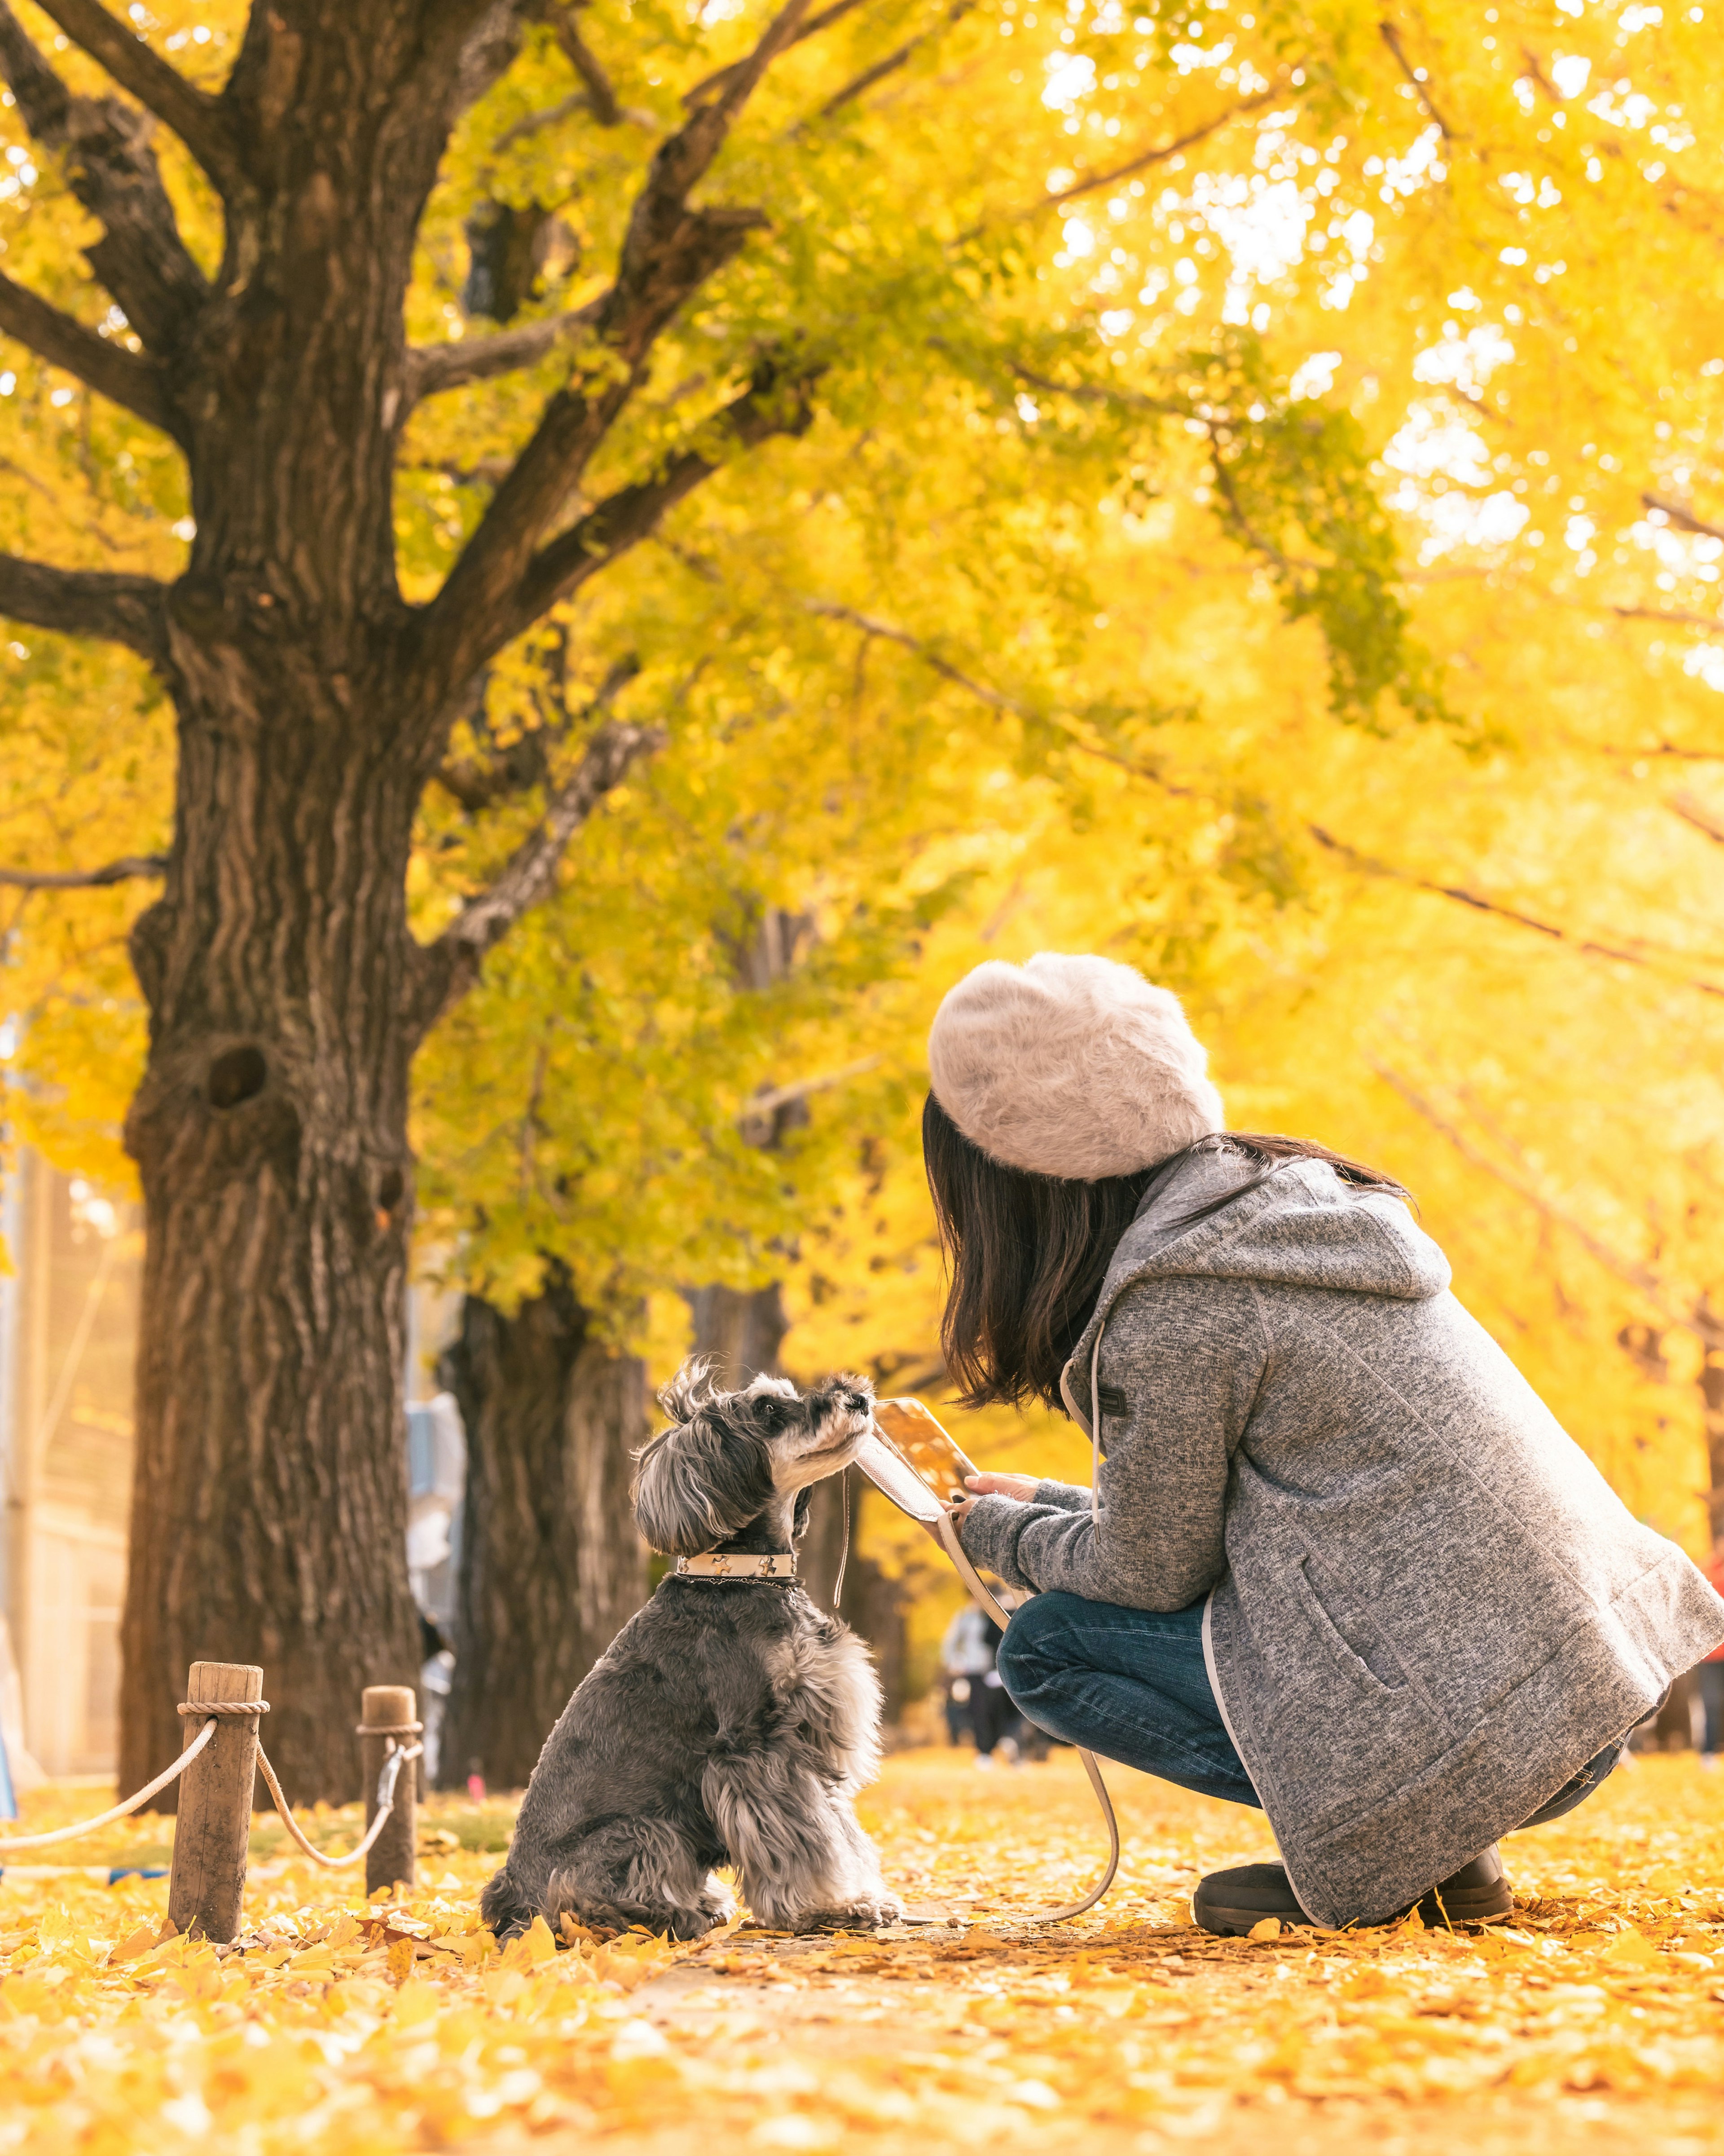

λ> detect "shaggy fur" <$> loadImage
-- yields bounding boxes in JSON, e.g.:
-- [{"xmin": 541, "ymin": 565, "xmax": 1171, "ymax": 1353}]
[
  {"xmin": 481, "ymin": 1362, "xmax": 904, "ymax": 1942},
  {"xmin": 927, "ymin": 951, "xmax": 1224, "ymax": 1182}
]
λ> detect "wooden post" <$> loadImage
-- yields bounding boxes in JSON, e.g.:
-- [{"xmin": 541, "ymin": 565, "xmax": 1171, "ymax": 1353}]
[
  {"xmin": 360, "ymin": 1684, "xmax": 418, "ymax": 1898},
  {"xmin": 167, "ymin": 1661, "xmax": 262, "ymax": 1943}
]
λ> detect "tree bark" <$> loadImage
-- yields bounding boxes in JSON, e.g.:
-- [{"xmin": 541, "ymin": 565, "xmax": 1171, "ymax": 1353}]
[
  {"xmin": 439, "ymin": 1266, "xmax": 649, "ymax": 1790},
  {"xmin": 119, "ymin": 651, "xmax": 430, "ymax": 1805},
  {"xmin": 687, "ymin": 1280, "xmax": 792, "ymax": 1384}
]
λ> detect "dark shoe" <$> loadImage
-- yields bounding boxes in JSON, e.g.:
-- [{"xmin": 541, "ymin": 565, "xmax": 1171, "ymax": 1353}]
[
  {"xmin": 1193, "ymin": 1845, "xmax": 1512, "ymax": 1936},
  {"xmin": 1415, "ymin": 1844, "xmax": 1512, "ymax": 1928},
  {"xmin": 1192, "ymin": 1861, "xmax": 1315, "ymax": 1935}
]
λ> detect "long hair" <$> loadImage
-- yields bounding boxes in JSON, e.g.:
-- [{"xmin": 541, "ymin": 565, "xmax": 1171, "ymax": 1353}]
[{"xmin": 923, "ymin": 1093, "xmax": 1412, "ymax": 1412}]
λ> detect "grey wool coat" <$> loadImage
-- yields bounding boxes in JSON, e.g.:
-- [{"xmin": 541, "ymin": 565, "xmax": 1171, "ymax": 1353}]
[{"xmin": 959, "ymin": 1145, "xmax": 1724, "ymax": 1927}]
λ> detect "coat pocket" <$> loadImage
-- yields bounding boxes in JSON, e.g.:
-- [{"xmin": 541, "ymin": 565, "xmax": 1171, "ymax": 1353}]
[{"xmin": 1290, "ymin": 1554, "xmax": 1406, "ymax": 1700}]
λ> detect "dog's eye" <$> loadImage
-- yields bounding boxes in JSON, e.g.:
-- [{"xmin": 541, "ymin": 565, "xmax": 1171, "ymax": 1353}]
[{"xmin": 757, "ymin": 1400, "xmax": 784, "ymax": 1428}]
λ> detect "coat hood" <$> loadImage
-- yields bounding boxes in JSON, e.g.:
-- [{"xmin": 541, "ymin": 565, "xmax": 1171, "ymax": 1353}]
[{"xmin": 1061, "ymin": 1145, "xmax": 1450, "ymax": 1426}]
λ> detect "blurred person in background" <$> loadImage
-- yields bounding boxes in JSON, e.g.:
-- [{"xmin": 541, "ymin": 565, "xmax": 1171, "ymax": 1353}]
[{"xmin": 939, "ymin": 1601, "xmax": 1021, "ymax": 1766}]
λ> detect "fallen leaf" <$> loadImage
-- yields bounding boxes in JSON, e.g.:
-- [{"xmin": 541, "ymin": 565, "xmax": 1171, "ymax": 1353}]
[{"xmin": 1598, "ymin": 1930, "xmax": 1662, "ymax": 1967}]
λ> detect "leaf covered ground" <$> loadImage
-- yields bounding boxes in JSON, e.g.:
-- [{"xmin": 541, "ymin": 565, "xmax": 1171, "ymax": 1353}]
[{"xmin": 3, "ymin": 1748, "xmax": 1724, "ymax": 2154}]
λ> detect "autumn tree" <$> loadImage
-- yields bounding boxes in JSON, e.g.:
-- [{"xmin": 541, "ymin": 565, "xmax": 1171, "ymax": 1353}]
[{"xmin": 0, "ymin": 0, "xmax": 1480, "ymax": 1799}]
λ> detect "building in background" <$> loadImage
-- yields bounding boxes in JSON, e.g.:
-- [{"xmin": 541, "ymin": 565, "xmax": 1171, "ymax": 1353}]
[
  {"xmin": 0, "ymin": 1151, "xmax": 136, "ymax": 1781},
  {"xmin": 0, "ymin": 1149, "xmax": 462, "ymax": 1781}
]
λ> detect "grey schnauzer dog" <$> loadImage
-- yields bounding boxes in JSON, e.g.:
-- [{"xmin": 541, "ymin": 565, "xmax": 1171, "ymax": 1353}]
[{"xmin": 480, "ymin": 1361, "xmax": 905, "ymax": 1941}]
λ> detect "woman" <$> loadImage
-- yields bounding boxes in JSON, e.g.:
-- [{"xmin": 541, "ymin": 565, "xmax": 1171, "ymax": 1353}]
[{"xmin": 929, "ymin": 952, "xmax": 1724, "ymax": 1933}]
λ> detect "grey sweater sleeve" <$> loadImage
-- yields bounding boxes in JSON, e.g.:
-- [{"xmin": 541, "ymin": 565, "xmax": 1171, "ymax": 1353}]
[
  {"xmin": 1032, "ymin": 1479, "xmax": 1089, "ymax": 1512},
  {"xmin": 959, "ymin": 1274, "xmax": 1268, "ymax": 1610}
]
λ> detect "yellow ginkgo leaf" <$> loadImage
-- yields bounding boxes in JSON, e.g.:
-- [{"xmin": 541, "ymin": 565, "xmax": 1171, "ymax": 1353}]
[{"xmin": 1598, "ymin": 1930, "xmax": 1662, "ymax": 1966}]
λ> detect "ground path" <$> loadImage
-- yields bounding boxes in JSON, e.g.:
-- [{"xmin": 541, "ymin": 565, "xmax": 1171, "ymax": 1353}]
[{"xmin": 1, "ymin": 1747, "xmax": 1722, "ymax": 2152}]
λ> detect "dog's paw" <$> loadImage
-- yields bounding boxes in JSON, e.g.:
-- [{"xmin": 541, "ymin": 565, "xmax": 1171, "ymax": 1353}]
[{"xmin": 794, "ymin": 1898, "xmax": 905, "ymax": 1934}]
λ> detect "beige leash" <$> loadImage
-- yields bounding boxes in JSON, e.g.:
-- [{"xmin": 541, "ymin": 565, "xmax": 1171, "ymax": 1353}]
[{"xmin": 856, "ymin": 1407, "xmax": 1121, "ymax": 1924}]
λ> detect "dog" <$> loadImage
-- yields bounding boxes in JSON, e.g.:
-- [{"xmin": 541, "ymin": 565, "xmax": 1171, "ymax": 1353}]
[{"xmin": 480, "ymin": 1361, "xmax": 905, "ymax": 1941}]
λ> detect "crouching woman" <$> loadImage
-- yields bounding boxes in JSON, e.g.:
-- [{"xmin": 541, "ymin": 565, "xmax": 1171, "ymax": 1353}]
[{"xmin": 928, "ymin": 953, "xmax": 1724, "ymax": 1934}]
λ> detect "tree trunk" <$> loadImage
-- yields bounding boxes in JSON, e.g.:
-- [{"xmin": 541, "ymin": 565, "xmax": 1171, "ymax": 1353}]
[
  {"xmin": 690, "ymin": 1283, "xmax": 906, "ymax": 1717},
  {"xmin": 108, "ymin": 6, "xmax": 494, "ymax": 1806},
  {"xmin": 10, "ymin": 0, "xmax": 803, "ymax": 1807},
  {"xmin": 119, "ymin": 653, "xmax": 429, "ymax": 1804},
  {"xmin": 797, "ymin": 1474, "xmax": 909, "ymax": 1722},
  {"xmin": 440, "ymin": 1266, "xmax": 649, "ymax": 1790},
  {"xmin": 687, "ymin": 1280, "xmax": 792, "ymax": 1385}
]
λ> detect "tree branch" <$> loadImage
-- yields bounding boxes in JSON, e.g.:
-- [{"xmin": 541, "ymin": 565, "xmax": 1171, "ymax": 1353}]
[
  {"xmin": 1596, "ymin": 739, "xmax": 1724, "ymax": 763},
  {"xmin": 806, "ymin": 598, "xmax": 1023, "ymax": 714},
  {"xmin": 0, "ymin": 268, "xmax": 175, "ymax": 432},
  {"xmin": 0, "ymin": 852, "xmax": 166, "ymax": 889},
  {"xmin": 813, "ymin": 2, "xmax": 969, "ymax": 121},
  {"xmin": 741, "ymin": 1054, "xmax": 881, "ymax": 1122},
  {"xmin": 541, "ymin": 0, "xmax": 623, "ymax": 126},
  {"xmin": 418, "ymin": 1, "xmax": 814, "ymax": 692},
  {"xmin": 435, "ymin": 652, "xmax": 639, "ymax": 809},
  {"xmin": 455, "ymin": 0, "xmax": 532, "ymax": 114},
  {"xmin": 0, "ymin": 1, "xmax": 207, "ymax": 353},
  {"xmin": 493, "ymin": 371, "xmax": 818, "ymax": 656},
  {"xmin": 28, "ymin": 0, "xmax": 238, "ymax": 192},
  {"xmin": 406, "ymin": 299, "xmax": 606, "ymax": 403},
  {"xmin": 1643, "ymin": 491, "xmax": 1724, "ymax": 545},
  {"xmin": 959, "ymin": 88, "xmax": 1284, "ymax": 242},
  {"xmin": 411, "ymin": 720, "xmax": 665, "ymax": 1031},
  {"xmin": 1378, "ymin": 19, "xmax": 1456, "ymax": 140},
  {"xmin": 1309, "ymin": 823, "xmax": 1724, "ymax": 999},
  {"xmin": 1041, "ymin": 87, "xmax": 1285, "ymax": 213},
  {"xmin": 1671, "ymin": 791, "xmax": 1724, "ymax": 848},
  {"xmin": 1366, "ymin": 1058, "xmax": 1703, "ymax": 1336},
  {"xmin": 1608, "ymin": 602, "xmax": 1724, "ymax": 631},
  {"xmin": 0, "ymin": 551, "xmax": 170, "ymax": 665},
  {"xmin": 683, "ymin": 0, "xmax": 867, "ymax": 107},
  {"xmin": 804, "ymin": 595, "xmax": 1201, "ymax": 793}
]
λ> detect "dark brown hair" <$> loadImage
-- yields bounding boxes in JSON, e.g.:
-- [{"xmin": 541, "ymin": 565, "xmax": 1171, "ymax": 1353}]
[{"xmin": 923, "ymin": 1092, "xmax": 1411, "ymax": 1412}]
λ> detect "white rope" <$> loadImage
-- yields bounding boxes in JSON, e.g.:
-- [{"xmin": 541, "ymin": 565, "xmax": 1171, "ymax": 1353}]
[
  {"xmin": 253, "ymin": 1740, "xmax": 422, "ymax": 1868},
  {"xmin": 0, "ymin": 1718, "xmax": 217, "ymax": 1852}
]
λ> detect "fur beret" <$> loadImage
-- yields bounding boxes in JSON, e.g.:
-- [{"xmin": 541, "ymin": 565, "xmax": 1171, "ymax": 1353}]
[{"xmin": 927, "ymin": 952, "xmax": 1225, "ymax": 1182}]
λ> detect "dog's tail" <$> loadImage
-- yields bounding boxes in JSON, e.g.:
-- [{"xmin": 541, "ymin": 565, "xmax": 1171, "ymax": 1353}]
[{"xmin": 480, "ymin": 1862, "xmax": 540, "ymax": 1943}]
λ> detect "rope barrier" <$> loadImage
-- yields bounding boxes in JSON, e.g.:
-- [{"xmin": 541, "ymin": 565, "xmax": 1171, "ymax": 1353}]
[
  {"xmin": 0, "ymin": 1717, "xmax": 220, "ymax": 1852},
  {"xmin": 0, "ymin": 1693, "xmax": 418, "ymax": 1874},
  {"xmin": 252, "ymin": 1737, "xmax": 423, "ymax": 1869}
]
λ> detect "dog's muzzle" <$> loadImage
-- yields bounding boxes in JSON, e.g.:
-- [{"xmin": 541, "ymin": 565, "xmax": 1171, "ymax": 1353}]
[{"xmin": 674, "ymin": 1552, "xmax": 797, "ymax": 1582}]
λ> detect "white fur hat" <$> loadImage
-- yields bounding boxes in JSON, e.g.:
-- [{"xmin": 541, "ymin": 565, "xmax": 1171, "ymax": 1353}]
[{"xmin": 927, "ymin": 952, "xmax": 1225, "ymax": 1181}]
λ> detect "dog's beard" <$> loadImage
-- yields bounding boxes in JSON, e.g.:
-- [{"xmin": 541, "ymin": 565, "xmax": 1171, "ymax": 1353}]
[{"xmin": 771, "ymin": 1406, "xmax": 871, "ymax": 1493}]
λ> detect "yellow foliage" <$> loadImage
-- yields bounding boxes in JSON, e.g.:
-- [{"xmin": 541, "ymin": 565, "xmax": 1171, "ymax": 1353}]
[{"xmin": 6, "ymin": 1754, "xmax": 1724, "ymax": 2150}]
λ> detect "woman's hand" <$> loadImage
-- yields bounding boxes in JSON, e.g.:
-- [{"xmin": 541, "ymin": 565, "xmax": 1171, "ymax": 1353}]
[{"xmin": 946, "ymin": 1471, "xmax": 1038, "ymax": 1527}]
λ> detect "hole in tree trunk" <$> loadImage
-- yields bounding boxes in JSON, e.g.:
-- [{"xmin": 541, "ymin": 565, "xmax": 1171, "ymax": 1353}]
[
  {"xmin": 378, "ymin": 1168, "xmax": 405, "ymax": 1212},
  {"xmin": 208, "ymin": 1044, "xmax": 267, "ymax": 1109}
]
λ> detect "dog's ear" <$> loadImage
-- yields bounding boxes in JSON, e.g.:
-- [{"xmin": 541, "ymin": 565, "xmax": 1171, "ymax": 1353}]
[
  {"xmin": 791, "ymin": 1486, "xmax": 814, "ymax": 1543},
  {"xmin": 656, "ymin": 1356, "xmax": 717, "ymax": 1428},
  {"xmin": 631, "ymin": 1405, "xmax": 775, "ymax": 1556}
]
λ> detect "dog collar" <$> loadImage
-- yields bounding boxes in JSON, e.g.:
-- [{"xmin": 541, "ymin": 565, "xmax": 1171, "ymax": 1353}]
[{"xmin": 674, "ymin": 1552, "xmax": 796, "ymax": 1581}]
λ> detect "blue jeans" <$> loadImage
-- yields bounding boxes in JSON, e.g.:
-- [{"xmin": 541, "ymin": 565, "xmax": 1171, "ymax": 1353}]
[{"xmin": 997, "ymin": 1589, "xmax": 1620, "ymax": 1833}]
